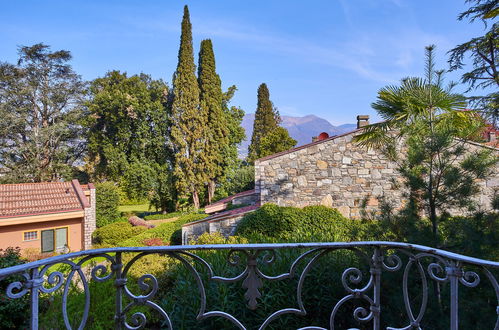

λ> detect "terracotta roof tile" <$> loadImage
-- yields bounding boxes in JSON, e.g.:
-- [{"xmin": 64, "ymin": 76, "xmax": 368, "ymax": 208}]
[{"xmin": 0, "ymin": 181, "xmax": 86, "ymax": 218}]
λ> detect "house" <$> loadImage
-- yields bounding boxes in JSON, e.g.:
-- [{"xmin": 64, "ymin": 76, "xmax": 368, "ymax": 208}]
[
  {"xmin": 183, "ymin": 115, "xmax": 499, "ymax": 243},
  {"xmin": 0, "ymin": 180, "xmax": 96, "ymax": 254}
]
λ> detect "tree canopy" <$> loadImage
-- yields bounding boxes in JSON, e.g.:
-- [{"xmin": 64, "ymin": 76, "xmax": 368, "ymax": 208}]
[
  {"xmin": 85, "ymin": 71, "xmax": 171, "ymax": 203},
  {"xmin": 356, "ymin": 45, "xmax": 497, "ymax": 240},
  {"xmin": 448, "ymin": 0, "xmax": 499, "ymax": 124},
  {"xmin": 0, "ymin": 43, "xmax": 86, "ymax": 183}
]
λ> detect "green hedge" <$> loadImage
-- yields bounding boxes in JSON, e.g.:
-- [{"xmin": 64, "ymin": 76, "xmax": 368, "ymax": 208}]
[
  {"xmin": 235, "ymin": 204, "xmax": 356, "ymax": 241},
  {"xmin": 92, "ymin": 221, "xmax": 147, "ymax": 246},
  {"xmin": 120, "ymin": 213, "xmax": 207, "ymax": 247}
]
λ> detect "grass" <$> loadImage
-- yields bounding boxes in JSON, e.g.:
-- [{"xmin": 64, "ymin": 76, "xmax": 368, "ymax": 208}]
[{"xmin": 118, "ymin": 203, "xmax": 157, "ymax": 214}]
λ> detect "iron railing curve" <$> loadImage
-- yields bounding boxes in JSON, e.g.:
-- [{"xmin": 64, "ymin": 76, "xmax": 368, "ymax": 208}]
[{"xmin": 0, "ymin": 241, "xmax": 497, "ymax": 330}]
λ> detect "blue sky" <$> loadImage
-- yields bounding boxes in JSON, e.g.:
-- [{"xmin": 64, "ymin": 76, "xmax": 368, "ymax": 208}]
[{"xmin": 0, "ymin": 0, "xmax": 488, "ymax": 125}]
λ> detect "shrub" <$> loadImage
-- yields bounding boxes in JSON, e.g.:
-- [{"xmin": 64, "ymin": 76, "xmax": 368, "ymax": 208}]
[
  {"xmin": 235, "ymin": 204, "xmax": 356, "ymax": 241},
  {"xmin": 120, "ymin": 213, "xmax": 207, "ymax": 247},
  {"xmin": 194, "ymin": 232, "xmax": 248, "ymax": 245},
  {"xmin": 0, "ymin": 247, "xmax": 29, "ymax": 329},
  {"xmin": 95, "ymin": 182, "xmax": 121, "ymax": 227},
  {"xmin": 143, "ymin": 237, "xmax": 165, "ymax": 246},
  {"xmin": 235, "ymin": 203, "xmax": 302, "ymax": 238},
  {"xmin": 92, "ymin": 221, "xmax": 147, "ymax": 246}
]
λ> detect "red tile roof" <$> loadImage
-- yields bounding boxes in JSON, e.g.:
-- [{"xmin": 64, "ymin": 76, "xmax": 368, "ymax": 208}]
[{"xmin": 0, "ymin": 180, "xmax": 89, "ymax": 219}]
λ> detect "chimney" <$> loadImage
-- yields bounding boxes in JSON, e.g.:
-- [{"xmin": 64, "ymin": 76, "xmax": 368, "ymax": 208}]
[
  {"xmin": 357, "ymin": 115, "xmax": 369, "ymax": 129},
  {"xmin": 312, "ymin": 132, "xmax": 330, "ymax": 142},
  {"xmin": 489, "ymin": 131, "xmax": 496, "ymax": 142}
]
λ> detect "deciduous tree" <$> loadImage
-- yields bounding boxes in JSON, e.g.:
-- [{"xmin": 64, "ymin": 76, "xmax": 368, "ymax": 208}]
[{"xmin": 85, "ymin": 71, "xmax": 173, "ymax": 211}]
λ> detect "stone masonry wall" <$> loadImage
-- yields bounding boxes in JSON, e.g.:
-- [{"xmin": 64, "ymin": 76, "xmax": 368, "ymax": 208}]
[
  {"xmin": 182, "ymin": 213, "xmax": 248, "ymax": 244},
  {"xmin": 255, "ymin": 132, "xmax": 499, "ymax": 219},
  {"xmin": 83, "ymin": 188, "xmax": 96, "ymax": 250}
]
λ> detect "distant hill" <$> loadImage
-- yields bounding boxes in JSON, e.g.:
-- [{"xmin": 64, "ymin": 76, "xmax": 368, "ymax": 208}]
[{"xmin": 239, "ymin": 114, "xmax": 356, "ymax": 157}]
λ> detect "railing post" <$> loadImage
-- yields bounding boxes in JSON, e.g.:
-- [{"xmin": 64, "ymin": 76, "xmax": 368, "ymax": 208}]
[
  {"xmin": 28, "ymin": 268, "xmax": 42, "ymax": 330},
  {"xmin": 114, "ymin": 252, "xmax": 125, "ymax": 330},
  {"xmin": 371, "ymin": 248, "xmax": 382, "ymax": 330},
  {"xmin": 446, "ymin": 262, "xmax": 462, "ymax": 330}
]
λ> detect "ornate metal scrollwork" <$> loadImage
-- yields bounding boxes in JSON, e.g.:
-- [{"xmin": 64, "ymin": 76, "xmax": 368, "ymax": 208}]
[{"xmin": 0, "ymin": 242, "xmax": 497, "ymax": 329}]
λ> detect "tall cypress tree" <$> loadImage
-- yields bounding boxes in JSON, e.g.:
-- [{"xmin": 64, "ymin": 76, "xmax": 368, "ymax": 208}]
[
  {"xmin": 170, "ymin": 5, "xmax": 205, "ymax": 209},
  {"xmin": 248, "ymin": 83, "xmax": 281, "ymax": 162},
  {"xmin": 198, "ymin": 39, "xmax": 228, "ymax": 203}
]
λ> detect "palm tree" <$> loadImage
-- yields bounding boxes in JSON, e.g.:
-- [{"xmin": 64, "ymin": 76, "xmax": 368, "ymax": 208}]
[{"xmin": 355, "ymin": 45, "xmax": 491, "ymax": 241}]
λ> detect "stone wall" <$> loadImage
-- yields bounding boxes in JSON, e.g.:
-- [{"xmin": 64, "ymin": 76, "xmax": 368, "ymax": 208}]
[
  {"xmin": 182, "ymin": 213, "xmax": 248, "ymax": 244},
  {"xmin": 83, "ymin": 188, "xmax": 96, "ymax": 250},
  {"xmin": 255, "ymin": 132, "xmax": 499, "ymax": 219}
]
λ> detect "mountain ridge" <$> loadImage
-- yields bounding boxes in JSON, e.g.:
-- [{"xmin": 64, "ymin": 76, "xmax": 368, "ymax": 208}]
[{"xmin": 239, "ymin": 114, "xmax": 356, "ymax": 157}]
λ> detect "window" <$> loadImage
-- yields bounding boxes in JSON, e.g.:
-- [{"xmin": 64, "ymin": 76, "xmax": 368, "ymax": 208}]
[
  {"xmin": 23, "ymin": 231, "xmax": 38, "ymax": 241},
  {"xmin": 41, "ymin": 230, "xmax": 54, "ymax": 253},
  {"xmin": 41, "ymin": 227, "xmax": 68, "ymax": 253}
]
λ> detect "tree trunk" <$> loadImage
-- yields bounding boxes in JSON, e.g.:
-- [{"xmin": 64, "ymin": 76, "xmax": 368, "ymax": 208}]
[
  {"xmin": 207, "ymin": 180, "xmax": 216, "ymax": 204},
  {"xmin": 192, "ymin": 190, "xmax": 200, "ymax": 210},
  {"xmin": 429, "ymin": 198, "xmax": 438, "ymax": 244}
]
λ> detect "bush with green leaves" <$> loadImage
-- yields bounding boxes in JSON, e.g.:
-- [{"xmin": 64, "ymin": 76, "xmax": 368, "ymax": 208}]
[
  {"xmin": 235, "ymin": 204, "xmax": 355, "ymax": 241},
  {"xmin": 92, "ymin": 221, "xmax": 147, "ymax": 246},
  {"xmin": 0, "ymin": 247, "xmax": 29, "ymax": 329},
  {"xmin": 95, "ymin": 182, "xmax": 122, "ymax": 227}
]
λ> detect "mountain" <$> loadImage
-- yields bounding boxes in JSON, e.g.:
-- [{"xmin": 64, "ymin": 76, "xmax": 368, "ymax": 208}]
[{"xmin": 238, "ymin": 114, "xmax": 356, "ymax": 157}]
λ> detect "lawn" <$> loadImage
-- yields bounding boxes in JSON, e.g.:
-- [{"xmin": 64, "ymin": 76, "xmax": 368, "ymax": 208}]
[{"xmin": 118, "ymin": 203, "xmax": 157, "ymax": 214}]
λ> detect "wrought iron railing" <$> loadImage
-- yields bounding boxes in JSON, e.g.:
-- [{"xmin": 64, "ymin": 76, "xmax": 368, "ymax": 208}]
[{"xmin": 0, "ymin": 242, "xmax": 497, "ymax": 329}]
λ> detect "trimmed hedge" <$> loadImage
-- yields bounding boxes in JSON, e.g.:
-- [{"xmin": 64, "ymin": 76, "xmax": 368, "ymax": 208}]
[
  {"xmin": 120, "ymin": 213, "xmax": 207, "ymax": 247},
  {"xmin": 235, "ymin": 204, "xmax": 354, "ymax": 241},
  {"xmin": 92, "ymin": 221, "xmax": 147, "ymax": 246}
]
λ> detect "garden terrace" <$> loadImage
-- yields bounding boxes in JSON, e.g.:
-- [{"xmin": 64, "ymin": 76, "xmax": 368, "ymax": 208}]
[{"xmin": 0, "ymin": 242, "xmax": 498, "ymax": 329}]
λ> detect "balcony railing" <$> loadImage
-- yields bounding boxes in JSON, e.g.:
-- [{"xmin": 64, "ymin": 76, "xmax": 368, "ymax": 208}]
[{"xmin": 0, "ymin": 242, "xmax": 498, "ymax": 329}]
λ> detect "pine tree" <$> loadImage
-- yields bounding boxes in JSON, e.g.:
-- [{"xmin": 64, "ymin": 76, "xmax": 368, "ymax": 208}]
[
  {"xmin": 248, "ymin": 83, "xmax": 281, "ymax": 162},
  {"xmin": 170, "ymin": 5, "xmax": 205, "ymax": 209},
  {"xmin": 198, "ymin": 39, "xmax": 228, "ymax": 204}
]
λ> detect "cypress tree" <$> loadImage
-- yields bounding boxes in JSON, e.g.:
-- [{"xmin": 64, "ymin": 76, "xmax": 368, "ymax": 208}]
[
  {"xmin": 248, "ymin": 83, "xmax": 281, "ymax": 162},
  {"xmin": 198, "ymin": 39, "xmax": 228, "ymax": 204},
  {"xmin": 170, "ymin": 5, "xmax": 205, "ymax": 209}
]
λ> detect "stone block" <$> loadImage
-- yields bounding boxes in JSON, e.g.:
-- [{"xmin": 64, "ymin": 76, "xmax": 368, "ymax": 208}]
[
  {"xmin": 337, "ymin": 205, "xmax": 350, "ymax": 217},
  {"xmin": 320, "ymin": 194, "xmax": 333, "ymax": 207},
  {"xmin": 342, "ymin": 157, "xmax": 352, "ymax": 164},
  {"xmin": 317, "ymin": 159, "xmax": 328, "ymax": 169}
]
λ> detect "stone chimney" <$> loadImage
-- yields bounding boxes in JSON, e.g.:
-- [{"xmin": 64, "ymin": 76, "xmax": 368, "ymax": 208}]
[
  {"xmin": 357, "ymin": 115, "xmax": 369, "ymax": 129},
  {"xmin": 489, "ymin": 130, "xmax": 496, "ymax": 142}
]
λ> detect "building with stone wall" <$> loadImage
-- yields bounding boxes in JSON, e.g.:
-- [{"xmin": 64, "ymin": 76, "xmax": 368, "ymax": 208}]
[{"xmin": 183, "ymin": 116, "xmax": 499, "ymax": 243}]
